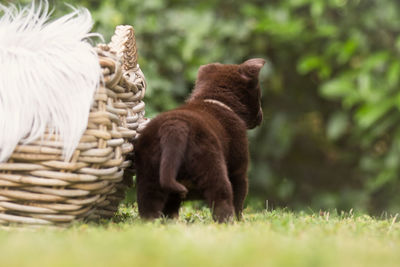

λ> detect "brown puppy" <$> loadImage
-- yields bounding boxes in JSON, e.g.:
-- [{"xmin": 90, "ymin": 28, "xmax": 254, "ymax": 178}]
[{"xmin": 134, "ymin": 58, "xmax": 265, "ymax": 222}]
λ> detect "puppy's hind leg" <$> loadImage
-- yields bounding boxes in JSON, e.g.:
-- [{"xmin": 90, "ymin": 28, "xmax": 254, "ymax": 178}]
[
  {"xmin": 162, "ymin": 193, "xmax": 182, "ymax": 219},
  {"xmin": 136, "ymin": 167, "xmax": 167, "ymax": 220},
  {"xmin": 137, "ymin": 188, "xmax": 167, "ymax": 220}
]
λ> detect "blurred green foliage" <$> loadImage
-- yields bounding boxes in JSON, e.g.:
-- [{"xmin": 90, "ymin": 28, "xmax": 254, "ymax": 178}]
[{"xmin": 7, "ymin": 0, "xmax": 400, "ymax": 213}]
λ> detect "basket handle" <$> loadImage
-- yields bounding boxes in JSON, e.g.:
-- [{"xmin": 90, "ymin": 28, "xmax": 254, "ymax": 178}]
[{"xmin": 108, "ymin": 25, "xmax": 138, "ymax": 71}]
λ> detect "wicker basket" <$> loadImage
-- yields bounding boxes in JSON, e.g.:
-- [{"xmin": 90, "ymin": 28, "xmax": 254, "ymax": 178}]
[{"xmin": 0, "ymin": 25, "xmax": 148, "ymax": 226}]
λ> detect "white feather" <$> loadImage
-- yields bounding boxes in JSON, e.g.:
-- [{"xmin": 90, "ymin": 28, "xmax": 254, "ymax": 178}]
[{"xmin": 0, "ymin": 1, "xmax": 102, "ymax": 162}]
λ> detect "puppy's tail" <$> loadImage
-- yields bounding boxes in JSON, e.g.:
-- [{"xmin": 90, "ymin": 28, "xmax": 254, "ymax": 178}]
[{"xmin": 159, "ymin": 120, "xmax": 189, "ymax": 196}]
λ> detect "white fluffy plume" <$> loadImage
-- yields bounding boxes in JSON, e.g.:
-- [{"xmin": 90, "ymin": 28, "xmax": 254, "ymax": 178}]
[{"xmin": 0, "ymin": 1, "xmax": 101, "ymax": 162}]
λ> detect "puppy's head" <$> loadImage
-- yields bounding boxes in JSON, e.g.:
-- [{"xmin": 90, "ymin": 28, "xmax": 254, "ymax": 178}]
[{"xmin": 194, "ymin": 58, "xmax": 265, "ymax": 129}]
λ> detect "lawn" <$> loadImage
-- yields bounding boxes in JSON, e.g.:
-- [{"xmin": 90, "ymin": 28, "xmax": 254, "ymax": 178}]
[{"xmin": 0, "ymin": 204, "xmax": 399, "ymax": 267}]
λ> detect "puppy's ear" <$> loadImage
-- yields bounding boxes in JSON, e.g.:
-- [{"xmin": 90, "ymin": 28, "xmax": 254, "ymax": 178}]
[
  {"xmin": 198, "ymin": 63, "xmax": 220, "ymax": 78},
  {"xmin": 238, "ymin": 58, "xmax": 266, "ymax": 81}
]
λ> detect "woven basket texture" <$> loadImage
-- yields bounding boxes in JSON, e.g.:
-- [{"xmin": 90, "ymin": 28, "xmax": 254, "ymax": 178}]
[{"xmin": 0, "ymin": 25, "xmax": 148, "ymax": 226}]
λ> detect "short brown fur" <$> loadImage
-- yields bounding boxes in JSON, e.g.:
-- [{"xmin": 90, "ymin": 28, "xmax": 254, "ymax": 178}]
[{"xmin": 134, "ymin": 58, "xmax": 265, "ymax": 222}]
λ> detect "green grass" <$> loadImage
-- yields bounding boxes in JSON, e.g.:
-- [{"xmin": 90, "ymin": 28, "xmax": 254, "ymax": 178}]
[{"xmin": 1, "ymin": 205, "xmax": 400, "ymax": 267}]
